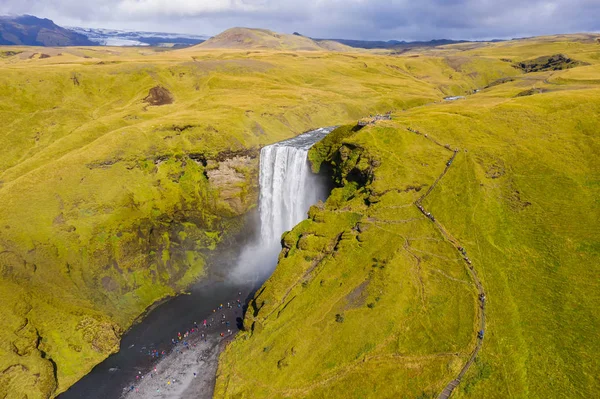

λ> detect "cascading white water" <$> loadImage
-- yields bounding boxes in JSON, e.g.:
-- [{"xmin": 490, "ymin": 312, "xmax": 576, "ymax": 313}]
[
  {"xmin": 259, "ymin": 127, "xmax": 335, "ymax": 244},
  {"xmin": 230, "ymin": 127, "xmax": 334, "ymax": 283}
]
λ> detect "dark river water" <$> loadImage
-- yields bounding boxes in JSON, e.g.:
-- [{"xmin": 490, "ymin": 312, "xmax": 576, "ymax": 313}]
[{"xmin": 59, "ymin": 249, "xmax": 259, "ymax": 399}]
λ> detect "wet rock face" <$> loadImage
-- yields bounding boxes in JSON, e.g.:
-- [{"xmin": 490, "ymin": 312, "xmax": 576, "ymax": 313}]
[
  {"xmin": 206, "ymin": 156, "xmax": 258, "ymax": 215},
  {"xmin": 143, "ymin": 86, "xmax": 174, "ymax": 106}
]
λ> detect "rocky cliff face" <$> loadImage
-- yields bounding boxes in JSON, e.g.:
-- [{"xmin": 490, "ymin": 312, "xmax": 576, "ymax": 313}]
[{"xmin": 206, "ymin": 152, "xmax": 258, "ymax": 216}]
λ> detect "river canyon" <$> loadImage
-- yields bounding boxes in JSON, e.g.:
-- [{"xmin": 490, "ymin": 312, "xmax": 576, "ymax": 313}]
[{"xmin": 59, "ymin": 127, "xmax": 335, "ymax": 398}]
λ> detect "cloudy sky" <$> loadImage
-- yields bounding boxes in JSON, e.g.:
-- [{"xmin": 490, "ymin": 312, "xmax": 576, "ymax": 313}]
[{"xmin": 1, "ymin": 0, "xmax": 599, "ymax": 40}]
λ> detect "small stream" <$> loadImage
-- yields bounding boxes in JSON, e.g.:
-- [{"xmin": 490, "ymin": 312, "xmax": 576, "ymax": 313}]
[{"xmin": 59, "ymin": 127, "xmax": 334, "ymax": 398}]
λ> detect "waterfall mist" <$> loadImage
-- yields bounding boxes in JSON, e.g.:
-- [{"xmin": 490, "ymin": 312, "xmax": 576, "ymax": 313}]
[{"xmin": 230, "ymin": 127, "xmax": 335, "ymax": 284}]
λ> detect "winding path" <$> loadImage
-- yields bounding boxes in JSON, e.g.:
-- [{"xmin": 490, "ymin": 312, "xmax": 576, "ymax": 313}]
[{"xmin": 407, "ymin": 127, "xmax": 487, "ymax": 399}]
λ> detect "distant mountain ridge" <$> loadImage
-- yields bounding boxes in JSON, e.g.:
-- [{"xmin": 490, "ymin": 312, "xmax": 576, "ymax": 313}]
[
  {"xmin": 0, "ymin": 15, "xmax": 93, "ymax": 46},
  {"xmin": 293, "ymin": 31, "xmax": 504, "ymax": 50},
  {"xmin": 317, "ymin": 38, "xmax": 468, "ymax": 49},
  {"xmin": 314, "ymin": 37, "xmax": 505, "ymax": 50},
  {"xmin": 0, "ymin": 15, "xmax": 505, "ymax": 50},
  {"xmin": 66, "ymin": 26, "xmax": 208, "ymax": 47}
]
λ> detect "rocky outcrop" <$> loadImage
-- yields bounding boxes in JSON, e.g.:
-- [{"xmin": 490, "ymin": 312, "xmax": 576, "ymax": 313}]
[
  {"xmin": 143, "ymin": 86, "xmax": 174, "ymax": 106},
  {"xmin": 206, "ymin": 155, "xmax": 258, "ymax": 216},
  {"xmin": 513, "ymin": 54, "xmax": 588, "ymax": 72}
]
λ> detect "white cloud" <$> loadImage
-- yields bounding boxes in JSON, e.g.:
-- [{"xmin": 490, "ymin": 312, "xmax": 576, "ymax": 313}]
[
  {"xmin": 116, "ymin": 0, "xmax": 263, "ymax": 17},
  {"xmin": 0, "ymin": 0, "xmax": 598, "ymax": 40}
]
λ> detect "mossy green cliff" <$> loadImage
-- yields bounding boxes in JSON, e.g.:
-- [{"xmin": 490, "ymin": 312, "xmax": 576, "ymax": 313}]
[
  {"xmin": 215, "ymin": 38, "xmax": 600, "ymax": 397},
  {"xmin": 0, "ymin": 43, "xmax": 516, "ymax": 398},
  {"xmin": 1, "ymin": 34, "xmax": 599, "ymax": 398}
]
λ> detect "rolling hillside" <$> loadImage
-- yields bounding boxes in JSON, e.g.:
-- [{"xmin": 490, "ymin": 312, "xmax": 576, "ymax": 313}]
[
  {"xmin": 0, "ymin": 36, "xmax": 514, "ymax": 398},
  {"xmin": 0, "ymin": 30, "xmax": 598, "ymax": 399},
  {"xmin": 214, "ymin": 36, "xmax": 600, "ymax": 398}
]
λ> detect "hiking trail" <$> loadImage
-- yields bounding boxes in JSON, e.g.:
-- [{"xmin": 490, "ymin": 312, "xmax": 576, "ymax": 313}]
[{"xmin": 407, "ymin": 127, "xmax": 487, "ymax": 399}]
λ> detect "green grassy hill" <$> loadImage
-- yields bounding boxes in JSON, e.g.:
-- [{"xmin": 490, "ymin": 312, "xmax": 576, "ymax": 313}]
[
  {"xmin": 0, "ymin": 40, "xmax": 518, "ymax": 398},
  {"xmin": 1, "ymin": 33, "xmax": 598, "ymax": 398},
  {"xmin": 215, "ymin": 38, "xmax": 600, "ymax": 398}
]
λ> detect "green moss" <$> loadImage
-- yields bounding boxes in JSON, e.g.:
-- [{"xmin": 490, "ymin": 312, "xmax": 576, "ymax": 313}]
[
  {"xmin": 2, "ymin": 36, "xmax": 599, "ymax": 398},
  {"xmin": 216, "ymin": 37, "xmax": 600, "ymax": 398},
  {"xmin": 309, "ymin": 125, "xmax": 361, "ymax": 173}
]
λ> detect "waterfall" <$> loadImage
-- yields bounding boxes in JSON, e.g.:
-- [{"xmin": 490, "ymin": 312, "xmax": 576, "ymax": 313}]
[{"xmin": 231, "ymin": 127, "xmax": 334, "ymax": 283}]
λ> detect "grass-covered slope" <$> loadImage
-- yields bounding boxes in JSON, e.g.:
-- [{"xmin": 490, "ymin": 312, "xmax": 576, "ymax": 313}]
[
  {"xmin": 393, "ymin": 89, "xmax": 600, "ymax": 398},
  {"xmin": 217, "ymin": 124, "xmax": 477, "ymax": 398},
  {"xmin": 0, "ymin": 43, "xmax": 518, "ymax": 398},
  {"xmin": 215, "ymin": 39, "xmax": 600, "ymax": 398}
]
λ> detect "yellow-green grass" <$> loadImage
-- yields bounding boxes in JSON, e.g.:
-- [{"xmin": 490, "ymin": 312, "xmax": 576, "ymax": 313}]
[
  {"xmin": 215, "ymin": 41, "xmax": 600, "ymax": 398},
  {"xmin": 393, "ymin": 88, "xmax": 600, "ymax": 398},
  {"xmin": 216, "ymin": 125, "xmax": 478, "ymax": 398},
  {"xmin": 441, "ymin": 34, "xmax": 600, "ymax": 63},
  {"xmin": 2, "ymin": 35, "xmax": 599, "ymax": 398},
  {"xmin": 0, "ymin": 42, "xmax": 517, "ymax": 398}
]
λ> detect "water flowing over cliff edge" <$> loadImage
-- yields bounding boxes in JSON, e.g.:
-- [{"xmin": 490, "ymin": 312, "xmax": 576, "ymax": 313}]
[{"xmin": 231, "ymin": 127, "xmax": 335, "ymax": 283}]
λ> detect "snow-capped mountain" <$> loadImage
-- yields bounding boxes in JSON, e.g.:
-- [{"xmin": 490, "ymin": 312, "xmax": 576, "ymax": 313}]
[{"xmin": 66, "ymin": 26, "xmax": 209, "ymax": 47}]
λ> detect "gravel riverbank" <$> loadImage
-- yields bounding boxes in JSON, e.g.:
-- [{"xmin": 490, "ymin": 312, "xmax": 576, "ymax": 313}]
[
  {"xmin": 119, "ymin": 294, "xmax": 245, "ymax": 399},
  {"xmin": 121, "ymin": 336, "xmax": 225, "ymax": 399}
]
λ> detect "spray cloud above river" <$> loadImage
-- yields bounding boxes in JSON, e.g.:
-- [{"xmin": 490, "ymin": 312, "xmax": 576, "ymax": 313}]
[{"xmin": 230, "ymin": 127, "xmax": 335, "ymax": 283}]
